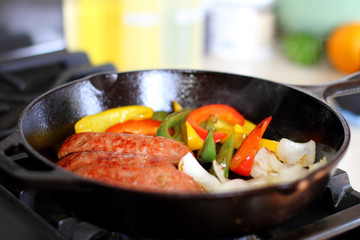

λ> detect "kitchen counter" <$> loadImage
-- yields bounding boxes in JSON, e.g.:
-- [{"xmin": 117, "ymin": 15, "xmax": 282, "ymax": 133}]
[{"xmin": 202, "ymin": 50, "xmax": 360, "ymax": 192}]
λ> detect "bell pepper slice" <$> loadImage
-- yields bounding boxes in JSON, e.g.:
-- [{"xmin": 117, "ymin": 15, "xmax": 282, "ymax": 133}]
[
  {"xmin": 156, "ymin": 108, "xmax": 194, "ymax": 143},
  {"xmin": 198, "ymin": 129, "xmax": 216, "ymax": 163},
  {"xmin": 185, "ymin": 121, "xmax": 204, "ymax": 151},
  {"xmin": 230, "ymin": 116, "xmax": 272, "ymax": 176},
  {"xmin": 173, "ymin": 100, "xmax": 183, "ymax": 112},
  {"xmin": 213, "ymin": 118, "xmax": 234, "ymax": 144},
  {"xmin": 74, "ymin": 105, "xmax": 153, "ymax": 133},
  {"xmin": 186, "ymin": 104, "xmax": 245, "ymax": 143},
  {"xmin": 172, "ymin": 122, "xmax": 186, "ymax": 143},
  {"xmin": 152, "ymin": 111, "xmax": 169, "ymax": 121},
  {"xmin": 105, "ymin": 119, "xmax": 162, "ymax": 136},
  {"xmin": 259, "ymin": 138, "xmax": 279, "ymax": 153},
  {"xmin": 234, "ymin": 119, "xmax": 256, "ymax": 135},
  {"xmin": 215, "ymin": 133, "xmax": 235, "ymax": 178}
]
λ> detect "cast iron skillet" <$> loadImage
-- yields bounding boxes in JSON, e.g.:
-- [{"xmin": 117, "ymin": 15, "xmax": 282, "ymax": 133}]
[{"xmin": 1, "ymin": 69, "xmax": 360, "ymax": 239}]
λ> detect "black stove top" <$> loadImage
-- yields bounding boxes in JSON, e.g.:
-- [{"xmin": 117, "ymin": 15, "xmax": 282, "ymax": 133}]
[
  {"xmin": 0, "ymin": 51, "xmax": 115, "ymax": 139},
  {"xmin": 0, "ymin": 50, "xmax": 117, "ymax": 240}
]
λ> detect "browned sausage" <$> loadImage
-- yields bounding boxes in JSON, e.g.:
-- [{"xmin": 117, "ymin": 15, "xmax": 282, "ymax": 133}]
[
  {"xmin": 57, "ymin": 151, "xmax": 172, "ymax": 171},
  {"xmin": 57, "ymin": 132, "xmax": 191, "ymax": 165},
  {"xmin": 58, "ymin": 151, "xmax": 201, "ymax": 193}
]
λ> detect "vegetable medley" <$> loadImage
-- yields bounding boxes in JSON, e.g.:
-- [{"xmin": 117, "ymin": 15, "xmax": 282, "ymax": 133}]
[{"xmin": 74, "ymin": 102, "xmax": 327, "ymax": 193}]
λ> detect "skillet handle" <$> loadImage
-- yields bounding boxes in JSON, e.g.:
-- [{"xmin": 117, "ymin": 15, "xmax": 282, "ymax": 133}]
[
  {"xmin": 0, "ymin": 130, "xmax": 82, "ymax": 189},
  {"xmin": 293, "ymin": 70, "xmax": 360, "ymax": 101}
]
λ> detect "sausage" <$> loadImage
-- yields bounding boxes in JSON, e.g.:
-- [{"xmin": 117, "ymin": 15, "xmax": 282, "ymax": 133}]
[
  {"xmin": 58, "ymin": 151, "xmax": 201, "ymax": 193},
  {"xmin": 57, "ymin": 151, "xmax": 173, "ymax": 171},
  {"xmin": 57, "ymin": 132, "xmax": 191, "ymax": 165},
  {"xmin": 73, "ymin": 164, "xmax": 201, "ymax": 193}
]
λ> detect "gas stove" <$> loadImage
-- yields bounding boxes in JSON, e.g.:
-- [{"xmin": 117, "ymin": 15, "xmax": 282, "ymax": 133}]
[
  {"xmin": 0, "ymin": 53, "xmax": 359, "ymax": 240},
  {"xmin": 1, "ymin": 1, "xmax": 360, "ymax": 238},
  {"xmin": 0, "ymin": 51, "xmax": 115, "ymax": 139}
]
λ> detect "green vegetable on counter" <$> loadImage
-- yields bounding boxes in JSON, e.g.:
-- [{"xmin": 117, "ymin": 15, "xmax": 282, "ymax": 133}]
[{"xmin": 282, "ymin": 33, "xmax": 322, "ymax": 65}]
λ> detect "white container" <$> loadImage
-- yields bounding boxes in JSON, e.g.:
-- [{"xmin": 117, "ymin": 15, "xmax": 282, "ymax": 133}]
[{"xmin": 208, "ymin": 0, "xmax": 274, "ymax": 61}]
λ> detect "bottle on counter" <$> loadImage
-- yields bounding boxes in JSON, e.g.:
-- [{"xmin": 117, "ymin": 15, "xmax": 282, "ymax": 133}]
[
  {"xmin": 160, "ymin": 0, "xmax": 206, "ymax": 69},
  {"xmin": 63, "ymin": 0, "xmax": 206, "ymax": 71},
  {"xmin": 63, "ymin": 0, "xmax": 121, "ymax": 67}
]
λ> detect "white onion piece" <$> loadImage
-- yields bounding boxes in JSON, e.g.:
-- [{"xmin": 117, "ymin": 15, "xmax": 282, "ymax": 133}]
[
  {"xmin": 268, "ymin": 152, "xmax": 285, "ymax": 172},
  {"xmin": 267, "ymin": 172, "xmax": 279, "ymax": 184},
  {"xmin": 250, "ymin": 163, "xmax": 268, "ymax": 178},
  {"xmin": 212, "ymin": 160, "xmax": 229, "ymax": 184},
  {"xmin": 277, "ymin": 138, "xmax": 316, "ymax": 167},
  {"xmin": 213, "ymin": 179, "xmax": 250, "ymax": 193},
  {"xmin": 178, "ymin": 153, "xmax": 221, "ymax": 192},
  {"xmin": 308, "ymin": 157, "xmax": 327, "ymax": 172},
  {"xmin": 254, "ymin": 147, "xmax": 285, "ymax": 172},
  {"xmin": 254, "ymin": 147, "xmax": 273, "ymax": 172},
  {"xmin": 276, "ymin": 164, "xmax": 307, "ymax": 183},
  {"xmin": 247, "ymin": 175, "xmax": 268, "ymax": 187}
]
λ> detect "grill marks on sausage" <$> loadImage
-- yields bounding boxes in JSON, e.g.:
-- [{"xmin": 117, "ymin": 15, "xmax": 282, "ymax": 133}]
[
  {"xmin": 57, "ymin": 133, "xmax": 201, "ymax": 193},
  {"xmin": 58, "ymin": 132, "xmax": 191, "ymax": 165},
  {"xmin": 58, "ymin": 151, "xmax": 200, "ymax": 193},
  {"xmin": 57, "ymin": 151, "xmax": 170, "ymax": 172}
]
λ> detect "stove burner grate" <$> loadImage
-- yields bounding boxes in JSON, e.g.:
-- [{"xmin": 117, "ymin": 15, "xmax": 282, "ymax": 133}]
[{"xmin": 0, "ymin": 51, "xmax": 116, "ymax": 139}]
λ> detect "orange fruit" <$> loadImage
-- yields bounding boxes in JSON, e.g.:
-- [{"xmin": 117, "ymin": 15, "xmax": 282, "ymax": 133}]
[{"xmin": 326, "ymin": 23, "xmax": 360, "ymax": 73}]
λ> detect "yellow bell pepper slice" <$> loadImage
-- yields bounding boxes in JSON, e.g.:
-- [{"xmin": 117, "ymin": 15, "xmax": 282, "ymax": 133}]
[
  {"xmin": 75, "ymin": 105, "xmax": 154, "ymax": 133},
  {"xmin": 185, "ymin": 121, "xmax": 204, "ymax": 151},
  {"xmin": 214, "ymin": 118, "xmax": 233, "ymax": 131},
  {"xmin": 259, "ymin": 138, "xmax": 279, "ymax": 152},
  {"xmin": 234, "ymin": 119, "xmax": 256, "ymax": 135},
  {"xmin": 233, "ymin": 121, "xmax": 252, "ymax": 148},
  {"xmin": 243, "ymin": 119, "xmax": 256, "ymax": 133},
  {"xmin": 173, "ymin": 100, "xmax": 183, "ymax": 112},
  {"xmin": 234, "ymin": 131, "xmax": 247, "ymax": 148},
  {"xmin": 233, "ymin": 119, "xmax": 266, "ymax": 148}
]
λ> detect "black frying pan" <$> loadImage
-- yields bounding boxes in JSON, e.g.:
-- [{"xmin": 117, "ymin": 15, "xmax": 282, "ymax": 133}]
[{"xmin": 0, "ymin": 69, "xmax": 360, "ymax": 239}]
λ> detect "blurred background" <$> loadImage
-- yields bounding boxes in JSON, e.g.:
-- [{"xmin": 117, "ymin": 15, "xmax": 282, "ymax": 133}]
[
  {"xmin": 1, "ymin": 0, "xmax": 360, "ymax": 81},
  {"xmin": 0, "ymin": 0, "xmax": 360, "ymax": 190},
  {"xmin": 1, "ymin": 0, "xmax": 360, "ymax": 75}
]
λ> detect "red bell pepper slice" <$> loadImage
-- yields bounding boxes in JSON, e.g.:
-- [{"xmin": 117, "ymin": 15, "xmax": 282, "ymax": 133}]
[
  {"xmin": 230, "ymin": 116, "xmax": 272, "ymax": 176},
  {"xmin": 105, "ymin": 119, "xmax": 162, "ymax": 136},
  {"xmin": 186, "ymin": 104, "xmax": 245, "ymax": 143}
]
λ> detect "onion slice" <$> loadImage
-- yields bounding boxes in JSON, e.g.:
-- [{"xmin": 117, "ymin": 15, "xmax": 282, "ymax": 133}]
[
  {"xmin": 212, "ymin": 160, "xmax": 229, "ymax": 184},
  {"xmin": 179, "ymin": 153, "xmax": 221, "ymax": 192},
  {"xmin": 213, "ymin": 179, "xmax": 250, "ymax": 193},
  {"xmin": 276, "ymin": 164, "xmax": 307, "ymax": 183},
  {"xmin": 277, "ymin": 138, "xmax": 316, "ymax": 166}
]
